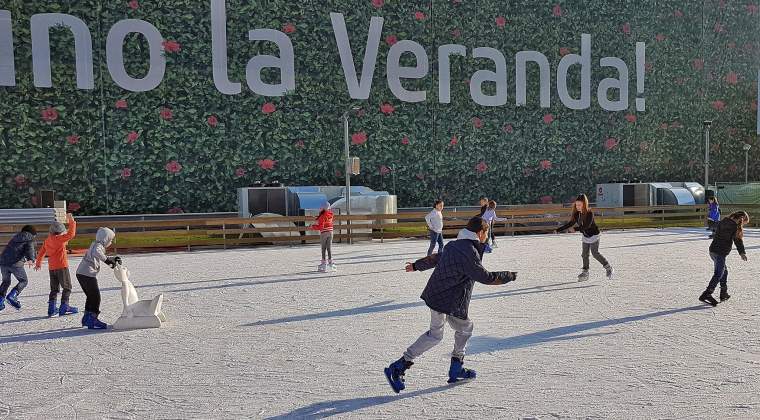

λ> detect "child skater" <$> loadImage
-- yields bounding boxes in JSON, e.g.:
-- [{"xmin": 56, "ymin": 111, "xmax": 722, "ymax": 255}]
[
  {"xmin": 384, "ymin": 216, "xmax": 517, "ymax": 393},
  {"xmin": 482, "ymin": 200, "xmax": 507, "ymax": 249},
  {"xmin": 707, "ymin": 196, "xmax": 721, "ymax": 239},
  {"xmin": 311, "ymin": 202, "xmax": 336, "ymax": 272},
  {"xmin": 555, "ymin": 194, "xmax": 614, "ymax": 281},
  {"xmin": 0, "ymin": 225, "xmax": 37, "ymax": 311},
  {"xmin": 34, "ymin": 213, "xmax": 78, "ymax": 317},
  {"xmin": 425, "ymin": 200, "xmax": 444, "ymax": 256},
  {"xmin": 698, "ymin": 211, "xmax": 749, "ymax": 306},
  {"xmin": 76, "ymin": 228, "xmax": 121, "ymax": 329}
]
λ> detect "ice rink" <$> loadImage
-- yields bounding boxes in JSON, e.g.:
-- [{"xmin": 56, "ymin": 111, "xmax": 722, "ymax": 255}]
[{"xmin": 1, "ymin": 228, "xmax": 759, "ymax": 419}]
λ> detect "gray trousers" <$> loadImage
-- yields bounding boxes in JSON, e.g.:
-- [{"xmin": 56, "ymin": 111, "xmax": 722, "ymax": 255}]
[
  {"xmin": 0, "ymin": 264, "xmax": 29, "ymax": 297},
  {"xmin": 582, "ymin": 240, "xmax": 609, "ymax": 270},
  {"xmin": 404, "ymin": 309, "xmax": 474, "ymax": 361},
  {"xmin": 49, "ymin": 268, "xmax": 73, "ymax": 304},
  {"xmin": 320, "ymin": 231, "xmax": 333, "ymax": 261}
]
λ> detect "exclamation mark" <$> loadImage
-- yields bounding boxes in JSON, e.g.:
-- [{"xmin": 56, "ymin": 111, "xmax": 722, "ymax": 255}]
[{"xmin": 635, "ymin": 42, "xmax": 646, "ymax": 112}]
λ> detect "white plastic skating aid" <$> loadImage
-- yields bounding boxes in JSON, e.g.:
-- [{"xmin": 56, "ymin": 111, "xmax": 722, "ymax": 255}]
[{"xmin": 112, "ymin": 263, "xmax": 167, "ymax": 330}]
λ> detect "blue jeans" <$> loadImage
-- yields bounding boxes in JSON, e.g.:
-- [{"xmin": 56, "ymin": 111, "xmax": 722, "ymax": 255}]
[
  {"xmin": 0, "ymin": 264, "xmax": 29, "ymax": 297},
  {"xmin": 427, "ymin": 230, "xmax": 444, "ymax": 256},
  {"xmin": 706, "ymin": 253, "xmax": 728, "ymax": 293}
]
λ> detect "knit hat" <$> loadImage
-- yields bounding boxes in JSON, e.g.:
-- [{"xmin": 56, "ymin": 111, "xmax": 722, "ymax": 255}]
[{"xmin": 49, "ymin": 222, "xmax": 66, "ymax": 234}]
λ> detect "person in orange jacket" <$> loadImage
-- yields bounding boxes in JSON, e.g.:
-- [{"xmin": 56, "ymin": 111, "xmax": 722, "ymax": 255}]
[
  {"xmin": 35, "ymin": 213, "xmax": 78, "ymax": 317},
  {"xmin": 310, "ymin": 202, "xmax": 335, "ymax": 272}
]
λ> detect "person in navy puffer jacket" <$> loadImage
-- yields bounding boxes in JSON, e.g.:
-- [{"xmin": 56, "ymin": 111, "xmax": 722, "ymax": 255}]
[
  {"xmin": 0, "ymin": 225, "xmax": 37, "ymax": 311},
  {"xmin": 383, "ymin": 217, "xmax": 517, "ymax": 393}
]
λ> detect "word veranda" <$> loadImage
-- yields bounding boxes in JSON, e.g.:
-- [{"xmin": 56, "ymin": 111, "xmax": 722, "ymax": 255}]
[{"xmin": 0, "ymin": 1, "xmax": 646, "ymax": 111}]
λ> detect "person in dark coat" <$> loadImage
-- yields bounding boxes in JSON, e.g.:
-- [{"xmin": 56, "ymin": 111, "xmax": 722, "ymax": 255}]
[
  {"xmin": 699, "ymin": 211, "xmax": 749, "ymax": 306},
  {"xmin": 384, "ymin": 217, "xmax": 517, "ymax": 393},
  {"xmin": 555, "ymin": 194, "xmax": 614, "ymax": 281},
  {"xmin": 0, "ymin": 225, "xmax": 37, "ymax": 311}
]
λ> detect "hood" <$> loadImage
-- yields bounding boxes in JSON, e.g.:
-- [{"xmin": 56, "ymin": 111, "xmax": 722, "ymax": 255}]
[
  {"xmin": 96, "ymin": 227, "xmax": 116, "ymax": 247},
  {"xmin": 320, "ymin": 200, "xmax": 331, "ymax": 211},
  {"xmin": 456, "ymin": 229, "xmax": 480, "ymax": 241}
]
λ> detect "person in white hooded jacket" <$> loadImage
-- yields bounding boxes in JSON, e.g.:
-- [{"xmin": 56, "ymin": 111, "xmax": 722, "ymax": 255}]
[
  {"xmin": 425, "ymin": 200, "xmax": 445, "ymax": 256},
  {"xmin": 75, "ymin": 227, "xmax": 121, "ymax": 329}
]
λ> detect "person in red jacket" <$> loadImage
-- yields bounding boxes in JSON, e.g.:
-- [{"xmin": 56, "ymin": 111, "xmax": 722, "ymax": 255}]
[
  {"xmin": 311, "ymin": 202, "xmax": 335, "ymax": 272},
  {"xmin": 35, "ymin": 213, "xmax": 79, "ymax": 317}
]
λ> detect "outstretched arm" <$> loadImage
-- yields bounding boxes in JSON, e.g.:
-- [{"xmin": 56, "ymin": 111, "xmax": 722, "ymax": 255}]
[
  {"xmin": 556, "ymin": 213, "xmax": 578, "ymax": 233},
  {"xmin": 405, "ymin": 253, "xmax": 440, "ymax": 272}
]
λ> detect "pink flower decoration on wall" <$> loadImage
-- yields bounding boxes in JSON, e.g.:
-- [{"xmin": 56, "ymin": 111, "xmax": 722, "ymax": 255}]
[{"xmin": 351, "ymin": 132, "xmax": 368, "ymax": 145}]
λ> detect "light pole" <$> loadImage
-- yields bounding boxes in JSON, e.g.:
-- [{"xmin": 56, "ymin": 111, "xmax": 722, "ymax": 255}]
[
  {"xmin": 743, "ymin": 143, "xmax": 752, "ymax": 183},
  {"xmin": 703, "ymin": 120, "xmax": 712, "ymax": 191}
]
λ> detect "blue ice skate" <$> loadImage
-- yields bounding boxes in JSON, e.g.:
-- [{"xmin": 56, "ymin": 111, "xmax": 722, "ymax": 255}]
[
  {"xmin": 47, "ymin": 300, "xmax": 57, "ymax": 317},
  {"xmin": 58, "ymin": 303, "xmax": 78, "ymax": 316},
  {"xmin": 0, "ymin": 296, "xmax": 5, "ymax": 312},
  {"xmin": 447, "ymin": 357, "xmax": 476, "ymax": 384},
  {"xmin": 6, "ymin": 289, "xmax": 21, "ymax": 310},
  {"xmin": 384, "ymin": 357, "xmax": 413, "ymax": 393},
  {"xmin": 83, "ymin": 312, "xmax": 107, "ymax": 330}
]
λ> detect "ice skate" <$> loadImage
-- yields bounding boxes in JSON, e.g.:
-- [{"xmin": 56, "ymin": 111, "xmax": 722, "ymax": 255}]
[
  {"xmin": 699, "ymin": 291, "xmax": 718, "ymax": 307},
  {"xmin": 0, "ymin": 296, "xmax": 5, "ymax": 312},
  {"xmin": 577, "ymin": 269, "xmax": 589, "ymax": 282},
  {"xmin": 719, "ymin": 288, "xmax": 731, "ymax": 302},
  {"xmin": 447, "ymin": 357, "xmax": 476, "ymax": 384},
  {"xmin": 58, "ymin": 303, "xmax": 78, "ymax": 316},
  {"xmin": 83, "ymin": 312, "xmax": 108, "ymax": 330},
  {"xmin": 47, "ymin": 300, "xmax": 58, "ymax": 317},
  {"xmin": 328, "ymin": 262, "xmax": 337, "ymax": 272},
  {"xmin": 6, "ymin": 289, "xmax": 21, "ymax": 310},
  {"xmin": 318, "ymin": 262, "xmax": 327, "ymax": 273},
  {"xmin": 384, "ymin": 357, "xmax": 413, "ymax": 393},
  {"xmin": 604, "ymin": 265, "xmax": 614, "ymax": 280}
]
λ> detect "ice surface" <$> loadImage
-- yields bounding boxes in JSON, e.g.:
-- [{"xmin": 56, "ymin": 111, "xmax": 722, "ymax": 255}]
[{"xmin": 0, "ymin": 228, "xmax": 758, "ymax": 419}]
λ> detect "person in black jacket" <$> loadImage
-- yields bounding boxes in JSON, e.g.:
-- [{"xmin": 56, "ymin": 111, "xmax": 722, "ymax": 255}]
[
  {"xmin": 699, "ymin": 211, "xmax": 749, "ymax": 306},
  {"xmin": 555, "ymin": 194, "xmax": 614, "ymax": 281},
  {"xmin": 0, "ymin": 225, "xmax": 37, "ymax": 311},
  {"xmin": 384, "ymin": 217, "xmax": 517, "ymax": 393}
]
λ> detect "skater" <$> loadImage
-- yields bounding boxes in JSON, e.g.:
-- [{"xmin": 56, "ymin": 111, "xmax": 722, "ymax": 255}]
[
  {"xmin": 477, "ymin": 196, "xmax": 488, "ymax": 216},
  {"xmin": 482, "ymin": 200, "xmax": 507, "ymax": 249},
  {"xmin": 555, "ymin": 194, "xmax": 614, "ymax": 281},
  {"xmin": 707, "ymin": 196, "xmax": 720, "ymax": 239},
  {"xmin": 75, "ymin": 228, "xmax": 121, "ymax": 329},
  {"xmin": 384, "ymin": 216, "xmax": 517, "ymax": 393},
  {"xmin": 425, "ymin": 200, "xmax": 444, "ymax": 256},
  {"xmin": 34, "ymin": 213, "xmax": 79, "ymax": 317},
  {"xmin": 0, "ymin": 225, "xmax": 37, "ymax": 311},
  {"xmin": 698, "ymin": 211, "xmax": 749, "ymax": 306},
  {"xmin": 311, "ymin": 202, "xmax": 336, "ymax": 272}
]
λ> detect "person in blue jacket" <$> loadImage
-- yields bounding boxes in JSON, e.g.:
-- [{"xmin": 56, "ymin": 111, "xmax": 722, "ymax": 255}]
[
  {"xmin": 707, "ymin": 196, "xmax": 721, "ymax": 239},
  {"xmin": 0, "ymin": 225, "xmax": 37, "ymax": 311},
  {"xmin": 384, "ymin": 216, "xmax": 517, "ymax": 393}
]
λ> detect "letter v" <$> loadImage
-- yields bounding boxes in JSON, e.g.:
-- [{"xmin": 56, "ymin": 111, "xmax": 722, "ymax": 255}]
[{"xmin": 330, "ymin": 12, "xmax": 383, "ymax": 100}]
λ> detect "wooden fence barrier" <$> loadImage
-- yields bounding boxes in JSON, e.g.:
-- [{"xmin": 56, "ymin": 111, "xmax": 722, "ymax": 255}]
[{"xmin": 0, "ymin": 203, "xmax": 741, "ymax": 255}]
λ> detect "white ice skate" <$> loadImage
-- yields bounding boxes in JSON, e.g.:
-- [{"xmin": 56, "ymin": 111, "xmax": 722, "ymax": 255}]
[
  {"xmin": 112, "ymin": 263, "xmax": 167, "ymax": 330},
  {"xmin": 328, "ymin": 262, "xmax": 337, "ymax": 272},
  {"xmin": 577, "ymin": 269, "xmax": 589, "ymax": 282},
  {"xmin": 318, "ymin": 263, "xmax": 327, "ymax": 273}
]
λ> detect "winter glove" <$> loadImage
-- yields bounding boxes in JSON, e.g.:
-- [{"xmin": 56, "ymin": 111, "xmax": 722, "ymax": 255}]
[
  {"xmin": 105, "ymin": 256, "xmax": 122, "ymax": 268},
  {"xmin": 492, "ymin": 271, "xmax": 517, "ymax": 285}
]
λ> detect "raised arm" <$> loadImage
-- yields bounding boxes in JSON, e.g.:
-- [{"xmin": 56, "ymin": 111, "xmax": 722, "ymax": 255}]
[{"xmin": 59, "ymin": 215, "xmax": 77, "ymax": 241}]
